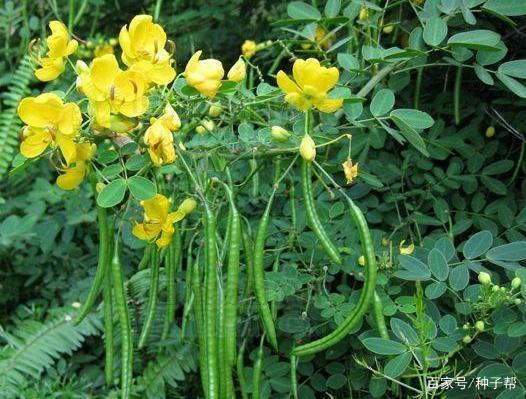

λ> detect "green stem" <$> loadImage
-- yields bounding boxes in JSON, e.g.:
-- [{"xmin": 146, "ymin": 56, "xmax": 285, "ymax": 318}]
[{"xmin": 454, "ymin": 66, "xmax": 462, "ymax": 125}]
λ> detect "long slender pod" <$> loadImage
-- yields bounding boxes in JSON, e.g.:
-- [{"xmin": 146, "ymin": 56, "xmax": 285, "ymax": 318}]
[
  {"xmin": 103, "ymin": 228, "xmax": 114, "ymax": 386},
  {"xmin": 192, "ymin": 248, "xmax": 209, "ymax": 396},
  {"xmin": 290, "ymin": 355, "xmax": 298, "ymax": 399},
  {"xmin": 203, "ymin": 203, "xmax": 219, "ymax": 399},
  {"xmin": 221, "ymin": 182, "xmax": 241, "ymax": 366},
  {"xmin": 111, "ymin": 237, "xmax": 133, "ymax": 399},
  {"xmin": 236, "ymin": 339, "xmax": 249, "ymax": 399},
  {"xmin": 138, "ymin": 246, "xmax": 160, "ymax": 348},
  {"xmin": 137, "ymin": 244, "xmax": 151, "ymax": 270},
  {"xmin": 162, "ymin": 228, "xmax": 182, "ymax": 339},
  {"xmin": 300, "ymin": 159, "xmax": 342, "ymax": 265},
  {"xmin": 253, "ymin": 194, "xmax": 279, "ymax": 350},
  {"xmin": 181, "ymin": 233, "xmax": 197, "ymax": 338},
  {"xmin": 292, "ymin": 196, "xmax": 377, "ymax": 357},
  {"xmin": 240, "ymin": 223, "xmax": 254, "ymax": 314},
  {"xmin": 373, "ymin": 291, "xmax": 389, "ymax": 339},
  {"xmin": 252, "ymin": 336, "xmax": 265, "ymax": 399},
  {"xmin": 74, "ymin": 172, "xmax": 110, "ymax": 325}
]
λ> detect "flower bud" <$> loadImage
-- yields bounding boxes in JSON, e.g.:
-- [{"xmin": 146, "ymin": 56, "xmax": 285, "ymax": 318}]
[
  {"xmin": 475, "ymin": 320, "xmax": 484, "ymax": 332},
  {"xmin": 383, "ymin": 25, "xmax": 394, "ymax": 34},
  {"xmin": 358, "ymin": 255, "xmax": 365, "ymax": 266},
  {"xmin": 486, "ymin": 126, "xmax": 495, "ymax": 138},
  {"xmin": 227, "ymin": 59, "xmax": 246, "ymax": 83},
  {"xmin": 511, "ymin": 277, "xmax": 521, "ymax": 289},
  {"xmin": 381, "ymin": 238, "xmax": 390, "ymax": 246},
  {"xmin": 271, "ymin": 126, "xmax": 291, "ymax": 142},
  {"xmin": 478, "ymin": 271, "xmax": 491, "ymax": 286},
  {"xmin": 492, "ymin": 285, "xmax": 500, "ymax": 292},
  {"xmin": 196, "ymin": 125, "xmax": 206, "ymax": 134},
  {"xmin": 209, "ymin": 104, "xmax": 222, "ymax": 117},
  {"xmin": 299, "ymin": 134, "xmax": 316, "ymax": 161},
  {"xmin": 515, "ymin": 298, "xmax": 522, "ymax": 305},
  {"xmin": 463, "ymin": 335, "xmax": 472, "ymax": 344},
  {"xmin": 462, "ymin": 323, "xmax": 470, "ymax": 330},
  {"xmin": 179, "ymin": 198, "xmax": 197, "ymax": 215},
  {"xmin": 359, "ymin": 7, "xmax": 369, "ymax": 21}
]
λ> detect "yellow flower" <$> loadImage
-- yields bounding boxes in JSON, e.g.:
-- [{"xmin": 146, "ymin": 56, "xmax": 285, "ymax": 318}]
[
  {"xmin": 299, "ymin": 134, "xmax": 316, "ymax": 161},
  {"xmin": 35, "ymin": 21, "xmax": 78, "ymax": 82},
  {"xmin": 342, "ymin": 159, "xmax": 358, "ymax": 184},
  {"xmin": 227, "ymin": 59, "xmax": 246, "ymax": 82},
  {"xmin": 56, "ymin": 142, "xmax": 96, "ymax": 190},
  {"xmin": 241, "ymin": 40, "xmax": 257, "ymax": 58},
  {"xmin": 119, "ymin": 15, "xmax": 176, "ymax": 85},
  {"xmin": 185, "ymin": 50, "xmax": 224, "ymax": 98},
  {"xmin": 76, "ymin": 54, "xmax": 149, "ymax": 128},
  {"xmin": 276, "ymin": 58, "xmax": 343, "ymax": 113},
  {"xmin": 18, "ymin": 93, "xmax": 82, "ymax": 165},
  {"xmin": 143, "ymin": 104, "xmax": 180, "ymax": 166},
  {"xmin": 399, "ymin": 240, "xmax": 415, "ymax": 255},
  {"xmin": 132, "ymin": 194, "xmax": 189, "ymax": 247}
]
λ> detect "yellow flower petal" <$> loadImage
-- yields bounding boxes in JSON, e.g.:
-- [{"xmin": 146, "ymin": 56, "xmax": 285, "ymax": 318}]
[
  {"xmin": 142, "ymin": 194, "xmax": 170, "ymax": 222},
  {"xmin": 91, "ymin": 54, "xmax": 120, "ymax": 94},
  {"xmin": 55, "ymin": 134, "xmax": 77, "ymax": 166},
  {"xmin": 56, "ymin": 163, "xmax": 87, "ymax": 190},
  {"xmin": 35, "ymin": 57, "xmax": 65, "ymax": 82},
  {"xmin": 312, "ymin": 97, "xmax": 343, "ymax": 113},
  {"xmin": 227, "ymin": 59, "xmax": 246, "ymax": 82},
  {"xmin": 276, "ymin": 70, "xmax": 301, "ymax": 94},
  {"xmin": 17, "ymin": 93, "xmax": 63, "ymax": 128},
  {"xmin": 20, "ymin": 128, "xmax": 52, "ymax": 158}
]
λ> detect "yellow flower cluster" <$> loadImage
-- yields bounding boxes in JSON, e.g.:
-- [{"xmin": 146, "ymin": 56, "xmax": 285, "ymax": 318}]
[
  {"xmin": 144, "ymin": 104, "xmax": 181, "ymax": 166},
  {"xmin": 34, "ymin": 21, "xmax": 78, "ymax": 81},
  {"xmin": 132, "ymin": 194, "xmax": 196, "ymax": 247}
]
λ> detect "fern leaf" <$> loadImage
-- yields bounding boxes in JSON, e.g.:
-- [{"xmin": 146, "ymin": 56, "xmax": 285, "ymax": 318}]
[
  {"xmin": 0, "ymin": 310, "xmax": 101, "ymax": 398},
  {"xmin": 0, "ymin": 55, "xmax": 34, "ymax": 177}
]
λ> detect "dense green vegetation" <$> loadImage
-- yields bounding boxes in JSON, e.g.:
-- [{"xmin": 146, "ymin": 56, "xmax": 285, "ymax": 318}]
[{"xmin": 1, "ymin": 0, "xmax": 526, "ymax": 398}]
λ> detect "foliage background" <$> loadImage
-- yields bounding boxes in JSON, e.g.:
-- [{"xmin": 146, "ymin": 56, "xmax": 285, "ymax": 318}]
[{"xmin": 1, "ymin": 0, "xmax": 526, "ymax": 398}]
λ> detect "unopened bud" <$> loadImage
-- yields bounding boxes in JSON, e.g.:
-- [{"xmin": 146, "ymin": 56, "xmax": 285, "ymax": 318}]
[
  {"xmin": 485, "ymin": 126, "xmax": 495, "ymax": 138},
  {"xmin": 209, "ymin": 104, "xmax": 222, "ymax": 117},
  {"xmin": 475, "ymin": 321, "xmax": 484, "ymax": 332},
  {"xmin": 179, "ymin": 198, "xmax": 197, "ymax": 215},
  {"xmin": 299, "ymin": 134, "xmax": 316, "ymax": 161},
  {"xmin": 478, "ymin": 272, "xmax": 491, "ymax": 286},
  {"xmin": 511, "ymin": 277, "xmax": 521, "ymax": 289},
  {"xmin": 271, "ymin": 126, "xmax": 291, "ymax": 142}
]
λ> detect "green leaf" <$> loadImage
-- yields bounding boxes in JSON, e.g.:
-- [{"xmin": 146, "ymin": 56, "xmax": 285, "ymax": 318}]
[
  {"xmin": 481, "ymin": 175, "xmax": 508, "ymax": 195},
  {"xmin": 423, "ymin": 17, "xmax": 447, "ymax": 46},
  {"xmin": 127, "ymin": 176, "xmax": 157, "ymax": 201},
  {"xmin": 498, "ymin": 60, "xmax": 526, "ymax": 79},
  {"xmin": 487, "ymin": 242, "xmax": 526, "ymax": 261},
  {"xmin": 432, "ymin": 337, "xmax": 457, "ymax": 352},
  {"xmin": 396, "ymin": 255, "xmax": 431, "ymax": 281},
  {"xmin": 508, "ymin": 322, "xmax": 526, "ymax": 337},
  {"xmin": 428, "ymin": 248, "xmax": 449, "ymax": 281},
  {"xmin": 425, "ymin": 281, "xmax": 447, "ymax": 299},
  {"xmin": 337, "ymin": 53, "xmax": 360, "ymax": 71},
  {"xmin": 287, "ymin": 1, "xmax": 321, "ymax": 19},
  {"xmin": 483, "ymin": 0, "xmax": 526, "ymax": 16},
  {"xmin": 463, "ymin": 230, "xmax": 493, "ymax": 259},
  {"xmin": 361, "ymin": 338, "xmax": 407, "ymax": 355},
  {"xmin": 370, "ymin": 89, "xmax": 395, "ymax": 117},
  {"xmin": 447, "ymin": 30, "xmax": 501, "ymax": 50},
  {"xmin": 97, "ymin": 178, "xmax": 127, "ymax": 208},
  {"xmin": 324, "ymin": 0, "xmax": 341, "ymax": 17},
  {"xmin": 390, "ymin": 109, "xmax": 434, "ymax": 129},
  {"xmin": 449, "ymin": 264, "xmax": 469, "ymax": 290},
  {"xmin": 390, "ymin": 116, "xmax": 429, "ymax": 156},
  {"xmin": 496, "ymin": 72, "xmax": 526, "ymax": 98},
  {"xmin": 474, "ymin": 64, "xmax": 495, "ymax": 85},
  {"xmin": 384, "ymin": 352, "xmax": 412, "ymax": 378},
  {"xmin": 390, "ymin": 318, "xmax": 419, "ymax": 345},
  {"xmin": 482, "ymin": 159, "xmax": 514, "ymax": 175}
]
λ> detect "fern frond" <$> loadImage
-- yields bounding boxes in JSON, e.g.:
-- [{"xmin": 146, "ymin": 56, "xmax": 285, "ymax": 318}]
[
  {"xmin": 0, "ymin": 55, "xmax": 34, "ymax": 177},
  {"xmin": 0, "ymin": 310, "xmax": 101, "ymax": 398},
  {"xmin": 135, "ymin": 343, "xmax": 197, "ymax": 399}
]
